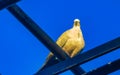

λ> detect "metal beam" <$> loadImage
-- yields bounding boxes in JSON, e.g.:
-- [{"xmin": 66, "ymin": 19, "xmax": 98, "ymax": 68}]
[
  {"xmin": 85, "ymin": 59, "xmax": 120, "ymax": 75},
  {"xmin": 38, "ymin": 37, "xmax": 120, "ymax": 75},
  {"xmin": 0, "ymin": 0, "xmax": 20, "ymax": 10},
  {"xmin": 7, "ymin": 4, "xmax": 68, "ymax": 60},
  {"xmin": 6, "ymin": 4, "xmax": 85, "ymax": 75}
]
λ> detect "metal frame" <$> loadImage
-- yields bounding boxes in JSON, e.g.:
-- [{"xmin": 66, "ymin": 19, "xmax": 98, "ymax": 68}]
[
  {"xmin": 0, "ymin": 1, "xmax": 120, "ymax": 75},
  {"xmin": 0, "ymin": 0, "xmax": 20, "ymax": 10},
  {"xmin": 7, "ymin": 4, "xmax": 85, "ymax": 75},
  {"xmin": 85, "ymin": 59, "xmax": 120, "ymax": 75},
  {"xmin": 37, "ymin": 37, "xmax": 120, "ymax": 75}
]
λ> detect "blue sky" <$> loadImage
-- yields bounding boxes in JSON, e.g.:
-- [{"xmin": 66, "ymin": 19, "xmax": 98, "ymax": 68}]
[{"xmin": 0, "ymin": 0, "xmax": 120, "ymax": 75}]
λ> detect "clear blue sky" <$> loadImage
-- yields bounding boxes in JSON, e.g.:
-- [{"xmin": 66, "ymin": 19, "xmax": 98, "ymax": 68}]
[{"xmin": 0, "ymin": 0, "xmax": 120, "ymax": 75}]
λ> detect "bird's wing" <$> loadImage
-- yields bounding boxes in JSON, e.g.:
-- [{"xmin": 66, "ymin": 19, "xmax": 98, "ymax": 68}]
[
  {"xmin": 40, "ymin": 30, "xmax": 71, "ymax": 70},
  {"xmin": 40, "ymin": 53, "xmax": 58, "ymax": 70},
  {"xmin": 70, "ymin": 33, "xmax": 85, "ymax": 57},
  {"xmin": 70, "ymin": 47, "xmax": 83, "ymax": 58},
  {"xmin": 46, "ymin": 29, "xmax": 71, "ymax": 60},
  {"xmin": 56, "ymin": 30, "xmax": 70, "ymax": 47}
]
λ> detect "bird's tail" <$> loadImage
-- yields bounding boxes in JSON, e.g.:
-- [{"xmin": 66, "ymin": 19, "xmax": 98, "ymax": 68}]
[{"xmin": 35, "ymin": 55, "xmax": 59, "ymax": 74}]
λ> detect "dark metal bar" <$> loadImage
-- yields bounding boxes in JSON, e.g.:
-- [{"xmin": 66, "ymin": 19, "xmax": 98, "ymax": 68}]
[
  {"xmin": 39, "ymin": 37, "xmax": 120, "ymax": 75},
  {"xmin": 7, "ymin": 3, "xmax": 68, "ymax": 62},
  {"xmin": 85, "ymin": 59, "xmax": 120, "ymax": 75},
  {"xmin": 7, "ymin": 4, "xmax": 85, "ymax": 75},
  {"xmin": 36, "ymin": 54, "xmax": 85, "ymax": 75},
  {"xmin": 0, "ymin": 0, "xmax": 20, "ymax": 10}
]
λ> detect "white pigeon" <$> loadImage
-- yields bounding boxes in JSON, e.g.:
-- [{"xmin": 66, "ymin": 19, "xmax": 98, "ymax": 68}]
[{"xmin": 40, "ymin": 19, "xmax": 85, "ymax": 71}]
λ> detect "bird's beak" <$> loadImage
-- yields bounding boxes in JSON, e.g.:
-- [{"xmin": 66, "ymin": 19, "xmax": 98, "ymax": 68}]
[{"xmin": 74, "ymin": 19, "xmax": 80, "ymax": 26}]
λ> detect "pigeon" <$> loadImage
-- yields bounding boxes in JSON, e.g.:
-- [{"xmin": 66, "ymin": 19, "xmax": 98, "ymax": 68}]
[{"xmin": 39, "ymin": 19, "xmax": 85, "ymax": 71}]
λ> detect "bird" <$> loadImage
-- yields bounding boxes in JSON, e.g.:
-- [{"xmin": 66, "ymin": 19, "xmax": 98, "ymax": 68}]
[{"xmin": 38, "ymin": 19, "xmax": 85, "ymax": 71}]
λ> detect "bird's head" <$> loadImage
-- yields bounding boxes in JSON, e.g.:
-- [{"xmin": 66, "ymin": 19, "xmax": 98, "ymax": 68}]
[{"xmin": 73, "ymin": 19, "xmax": 80, "ymax": 27}]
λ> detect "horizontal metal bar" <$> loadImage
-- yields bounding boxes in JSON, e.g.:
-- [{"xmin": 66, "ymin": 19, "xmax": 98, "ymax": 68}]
[
  {"xmin": 39, "ymin": 37, "xmax": 120, "ymax": 75},
  {"xmin": 0, "ymin": 0, "xmax": 20, "ymax": 10},
  {"xmin": 85, "ymin": 59, "xmax": 120, "ymax": 75},
  {"xmin": 6, "ymin": 4, "xmax": 85, "ymax": 75}
]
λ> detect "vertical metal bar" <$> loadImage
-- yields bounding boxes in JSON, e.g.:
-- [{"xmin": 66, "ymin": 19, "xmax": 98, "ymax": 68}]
[{"xmin": 7, "ymin": 4, "xmax": 85, "ymax": 75}]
